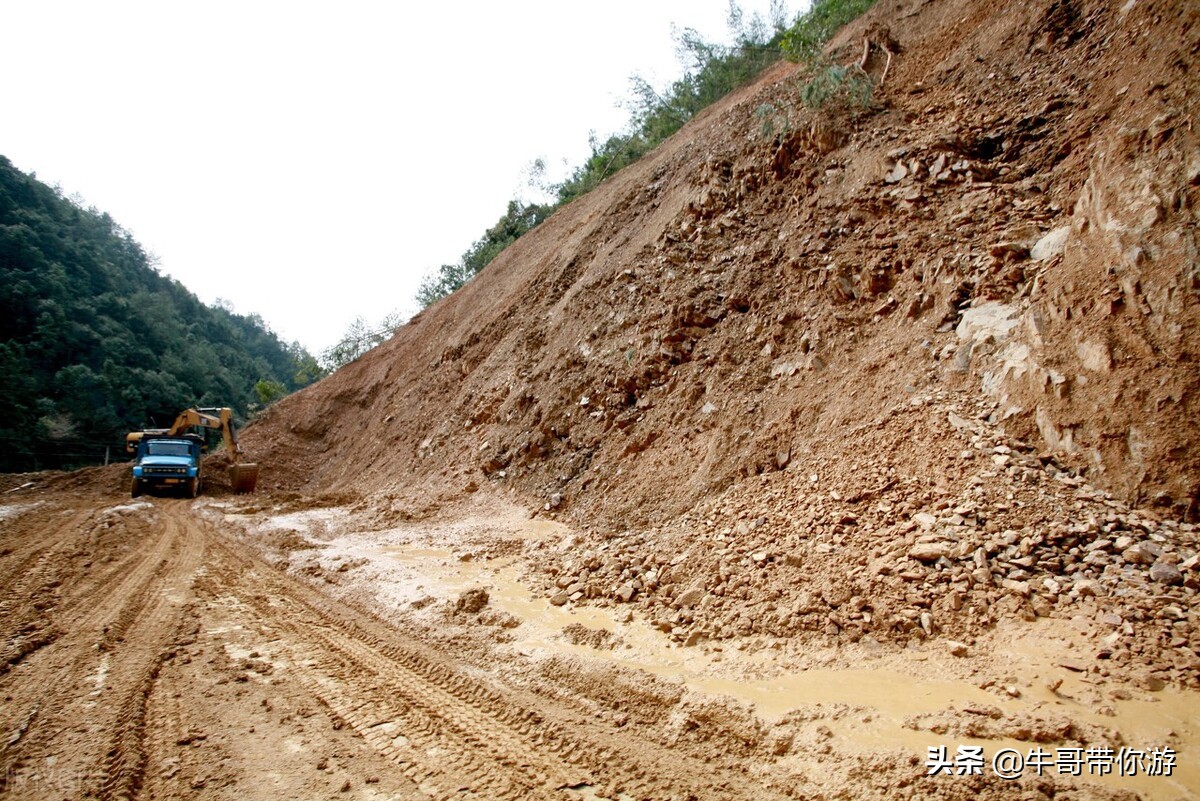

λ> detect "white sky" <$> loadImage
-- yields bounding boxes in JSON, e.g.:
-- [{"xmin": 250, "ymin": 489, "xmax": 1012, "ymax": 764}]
[{"xmin": 4, "ymin": 1, "xmax": 793, "ymax": 357}]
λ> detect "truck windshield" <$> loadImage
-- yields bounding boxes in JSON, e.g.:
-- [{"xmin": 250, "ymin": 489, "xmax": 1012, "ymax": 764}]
[{"xmin": 146, "ymin": 441, "xmax": 192, "ymax": 457}]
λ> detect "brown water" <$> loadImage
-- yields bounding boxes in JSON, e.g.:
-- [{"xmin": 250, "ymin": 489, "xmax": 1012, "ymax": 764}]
[
  {"xmin": 247, "ymin": 503, "xmax": 1197, "ymax": 800},
  {"xmin": 378, "ymin": 542, "xmax": 1199, "ymax": 799}
]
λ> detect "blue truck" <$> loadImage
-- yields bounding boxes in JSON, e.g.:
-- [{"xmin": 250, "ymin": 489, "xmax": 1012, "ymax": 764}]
[{"xmin": 130, "ymin": 434, "xmax": 204, "ymax": 498}]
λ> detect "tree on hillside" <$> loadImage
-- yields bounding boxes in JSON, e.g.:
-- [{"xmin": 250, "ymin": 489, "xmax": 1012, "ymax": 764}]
[
  {"xmin": 411, "ymin": 2, "xmax": 795, "ymax": 311},
  {"xmin": 414, "ymin": 199, "xmax": 552, "ymax": 310},
  {"xmin": 0, "ymin": 156, "xmax": 324, "ymax": 471},
  {"xmin": 321, "ymin": 309, "xmax": 409, "ymax": 371}
]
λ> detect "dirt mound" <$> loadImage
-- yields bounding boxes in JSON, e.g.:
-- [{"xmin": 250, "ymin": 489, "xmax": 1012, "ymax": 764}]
[
  {"xmin": 240, "ymin": 0, "xmax": 1199, "ymax": 684},
  {"xmin": 249, "ymin": 0, "xmax": 1198, "ymax": 522},
  {"xmin": 0, "ymin": 464, "xmax": 129, "ymax": 499}
]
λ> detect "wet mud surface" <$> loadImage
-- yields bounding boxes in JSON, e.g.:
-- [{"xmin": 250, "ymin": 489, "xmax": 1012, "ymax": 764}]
[{"xmin": 0, "ymin": 478, "xmax": 1194, "ymax": 799}]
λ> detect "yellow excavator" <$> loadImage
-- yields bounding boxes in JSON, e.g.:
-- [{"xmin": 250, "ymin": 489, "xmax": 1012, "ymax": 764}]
[{"xmin": 126, "ymin": 407, "xmax": 259, "ymax": 497}]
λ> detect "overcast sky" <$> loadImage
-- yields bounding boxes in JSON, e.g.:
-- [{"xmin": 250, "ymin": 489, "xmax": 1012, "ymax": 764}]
[{"xmin": 5, "ymin": 1, "xmax": 792, "ymax": 357}]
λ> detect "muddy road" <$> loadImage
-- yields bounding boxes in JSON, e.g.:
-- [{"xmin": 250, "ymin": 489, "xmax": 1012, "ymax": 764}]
[
  {"xmin": 0, "ymin": 487, "xmax": 1196, "ymax": 800},
  {"xmin": 0, "ymin": 493, "xmax": 776, "ymax": 800}
]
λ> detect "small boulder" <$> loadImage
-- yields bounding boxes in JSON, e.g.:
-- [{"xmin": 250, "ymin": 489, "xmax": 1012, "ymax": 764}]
[
  {"xmin": 675, "ymin": 587, "xmax": 705, "ymax": 608},
  {"xmin": 1122, "ymin": 542, "xmax": 1161, "ymax": 565},
  {"xmin": 909, "ymin": 542, "xmax": 950, "ymax": 562},
  {"xmin": 1150, "ymin": 562, "xmax": 1184, "ymax": 586},
  {"xmin": 1030, "ymin": 226, "xmax": 1070, "ymax": 260},
  {"xmin": 1001, "ymin": 578, "xmax": 1032, "ymax": 597},
  {"xmin": 823, "ymin": 585, "xmax": 852, "ymax": 608},
  {"xmin": 455, "ymin": 588, "xmax": 490, "ymax": 614}
]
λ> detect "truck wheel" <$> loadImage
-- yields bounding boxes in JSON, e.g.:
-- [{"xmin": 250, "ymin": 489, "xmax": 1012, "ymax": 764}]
[
  {"xmin": 131, "ymin": 479, "xmax": 142, "ymax": 498},
  {"xmin": 187, "ymin": 478, "xmax": 199, "ymax": 499}
]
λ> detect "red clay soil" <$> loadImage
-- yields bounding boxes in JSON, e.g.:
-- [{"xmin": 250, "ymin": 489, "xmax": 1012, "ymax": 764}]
[
  {"xmin": 3, "ymin": 1, "xmax": 1198, "ymax": 798},
  {"xmin": 243, "ymin": 0, "xmax": 1199, "ymax": 674},
  {"xmin": 249, "ymin": 0, "xmax": 1199, "ymax": 524}
]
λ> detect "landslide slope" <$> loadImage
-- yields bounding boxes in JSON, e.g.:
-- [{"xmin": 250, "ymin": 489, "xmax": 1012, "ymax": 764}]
[{"xmin": 247, "ymin": 0, "xmax": 1199, "ymax": 527}]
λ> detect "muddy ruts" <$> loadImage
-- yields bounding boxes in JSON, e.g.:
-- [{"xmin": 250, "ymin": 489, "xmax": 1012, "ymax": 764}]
[
  {"xmin": 0, "ymin": 501, "xmax": 203, "ymax": 798},
  {"xmin": 0, "ymin": 508, "xmax": 95, "ymax": 674},
  {"xmin": 1, "ymin": 498, "xmax": 787, "ymax": 800},
  {"xmin": 203, "ymin": 527, "xmax": 775, "ymax": 801}
]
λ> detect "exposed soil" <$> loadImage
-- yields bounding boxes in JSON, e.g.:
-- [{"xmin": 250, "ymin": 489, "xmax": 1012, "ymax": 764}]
[
  {"xmin": 3, "ymin": 0, "xmax": 1198, "ymax": 797},
  {"xmin": 0, "ymin": 480, "xmax": 1195, "ymax": 799}
]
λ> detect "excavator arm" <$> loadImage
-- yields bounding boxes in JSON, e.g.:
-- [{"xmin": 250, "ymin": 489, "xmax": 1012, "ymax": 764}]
[{"xmin": 165, "ymin": 407, "xmax": 244, "ymax": 463}]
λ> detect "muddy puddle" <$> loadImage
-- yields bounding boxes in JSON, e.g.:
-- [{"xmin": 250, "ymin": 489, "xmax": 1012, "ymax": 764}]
[
  {"xmin": 234, "ymin": 503, "xmax": 1199, "ymax": 799},
  {"xmin": 383, "ymin": 544, "xmax": 1199, "ymax": 798}
]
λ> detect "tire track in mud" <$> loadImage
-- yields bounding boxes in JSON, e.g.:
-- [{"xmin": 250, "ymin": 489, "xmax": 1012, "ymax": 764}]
[
  {"xmin": 97, "ymin": 509, "xmax": 205, "ymax": 801},
  {"xmin": 0, "ymin": 500, "xmax": 204, "ymax": 798},
  {"xmin": 0, "ymin": 507, "xmax": 94, "ymax": 625},
  {"xmin": 139, "ymin": 638, "xmax": 190, "ymax": 801},
  {"xmin": 0, "ymin": 547, "xmax": 60, "ymax": 622},
  {"xmin": 0, "ymin": 508, "xmax": 98, "ymax": 679},
  {"xmin": 0, "ymin": 500, "xmax": 777, "ymax": 799},
  {"xmin": 0, "ymin": 504, "xmax": 157, "ymax": 675},
  {"xmin": 291, "ymin": 635, "xmax": 583, "ymax": 800},
  {"xmin": 206, "ymin": 546, "xmax": 579, "ymax": 800},
  {"xmin": 202, "ymin": 520, "xmax": 772, "ymax": 801}
]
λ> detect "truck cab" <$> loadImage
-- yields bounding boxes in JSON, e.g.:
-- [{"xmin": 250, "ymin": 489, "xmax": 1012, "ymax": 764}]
[{"xmin": 131, "ymin": 435, "xmax": 203, "ymax": 498}]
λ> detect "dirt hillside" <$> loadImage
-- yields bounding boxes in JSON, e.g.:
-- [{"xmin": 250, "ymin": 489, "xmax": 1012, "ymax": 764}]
[
  {"xmin": 246, "ymin": 0, "xmax": 1200, "ymax": 659},
  {"xmin": 3, "ymin": 1, "xmax": 1198, "ymax": 798},
  {"xmin": 251, "ymin": 0, "xmax": 1199, "ymax": 524}
]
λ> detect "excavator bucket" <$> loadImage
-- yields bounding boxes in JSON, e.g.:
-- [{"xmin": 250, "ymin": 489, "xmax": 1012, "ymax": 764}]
[{"xmin": 229, "ymin": 463, "xmax": 260, "ymax": 494}]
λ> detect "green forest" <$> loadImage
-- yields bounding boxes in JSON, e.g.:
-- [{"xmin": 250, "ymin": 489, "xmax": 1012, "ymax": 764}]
[{"xmin": 0, "ymin": 156, "xmax": 322, "ymax": 471}]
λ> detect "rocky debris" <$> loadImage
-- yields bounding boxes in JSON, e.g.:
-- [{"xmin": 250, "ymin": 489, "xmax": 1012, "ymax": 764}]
[
  {"xmin": 561, "ymin": 623, "xmax": 622, "ymax": 650},
  {"xmin": 250, "ymin": 0, "xmax": 1199, "ymax": 532},
  {"xmin": 242, "ymin": 0, "xmax": 1200, "ymax": 696},
  {"xmin": 905, "ymin": 707, "xmax": 1119, "ymax": 747},
  {"xmin": 454, "ymin": 588, "xmax": 490, "ymax": 615},
  {"xmin": 533, "ymin": 393, "xmax": 1200, "ymax": 687}
]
